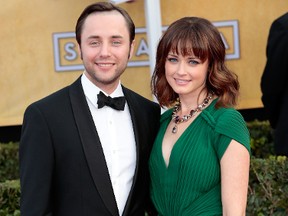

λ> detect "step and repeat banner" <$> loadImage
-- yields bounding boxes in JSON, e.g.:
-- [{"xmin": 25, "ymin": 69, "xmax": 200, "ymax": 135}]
[{"xmin": 1, "ymin": 0, "xmax": 287, "ymax": 126}]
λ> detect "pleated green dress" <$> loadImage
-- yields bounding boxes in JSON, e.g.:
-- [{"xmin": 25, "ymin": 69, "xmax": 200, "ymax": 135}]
[{"xmin": 149, "ymin": 99, "xmax": 250, "ymax": 216}]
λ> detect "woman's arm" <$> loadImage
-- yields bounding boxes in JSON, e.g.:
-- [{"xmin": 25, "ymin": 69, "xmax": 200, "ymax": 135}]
[{"xmin": 221, "ymin": 139, "xmax": 250, "ymax": 216}]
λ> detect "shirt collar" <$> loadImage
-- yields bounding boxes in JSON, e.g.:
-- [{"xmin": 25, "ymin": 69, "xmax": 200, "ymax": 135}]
[{"xmin": 81, "ymin": 72, "xmax": 124, "ymax": 108}]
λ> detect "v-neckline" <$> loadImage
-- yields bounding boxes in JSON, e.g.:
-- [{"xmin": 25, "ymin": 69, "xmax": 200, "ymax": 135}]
[
  {"xmin": 161, "ymin": 111, "xmax": 201, "ymax": 170},
  {"xmin": 159, "ymin": 98, "xmax": 218, "ymax": 171},
  {"xmin": 159, "ymin": 98, "xmax": 217, "ymax": 170}
]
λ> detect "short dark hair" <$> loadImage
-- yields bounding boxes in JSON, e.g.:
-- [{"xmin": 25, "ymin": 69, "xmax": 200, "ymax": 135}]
[
  {"xmin": 151, "ymin": 17, "xmax": 239, "ymax": 108},
  {"xmin": 75, "ymin": 2, "xmax": 135, "ymax": 46}
]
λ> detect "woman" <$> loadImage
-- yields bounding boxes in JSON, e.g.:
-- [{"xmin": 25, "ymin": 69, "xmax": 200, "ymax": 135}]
[{"xmin": 149, "ymin": 17, "xmax": 250, "ymax": 216}]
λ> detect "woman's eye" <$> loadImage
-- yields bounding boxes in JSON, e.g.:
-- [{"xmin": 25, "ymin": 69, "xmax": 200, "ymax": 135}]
[
  {"xmin": 167, "ymin": 57, "xmax": 178, "ymax": 62},
  {"xmin": 189, "ymin": 60, "xmax": 200, "ymax": 65}
]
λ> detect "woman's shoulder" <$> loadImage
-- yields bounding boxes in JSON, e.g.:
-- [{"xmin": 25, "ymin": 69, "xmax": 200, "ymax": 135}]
[
  {"xmin": 203, "ymin": 100, "xmax": 249, "ymax": 137},
  {"xmin": 160, "ymin": 107, "xmax": 173, "ymax": 122},
  {"xmin": 203, "ymin": 99, "xmax": 244, "ymax": 123},
  {"xmin": 210, "ymin": 103, "xmax": 250, "ymax": 145},
  {"xmin": 214, "ymin": 107, "xmax": 244, "ymax": 123},
  {"xmin": 203, "ymin": 100, "xmax": 250, "ymax": 154}
]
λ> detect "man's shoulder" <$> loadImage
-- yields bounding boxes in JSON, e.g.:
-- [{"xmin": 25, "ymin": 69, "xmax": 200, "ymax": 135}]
[
  {"xmin": 32, "ymin": 86, "xmax": 70, "ymax": 107},
  {"xmin": 30, "ymin": 77, "xmax": 81, "ymax": 107},
  {"xmin": 122, "ymin": 86, "xmax": 158, "ymax": 106},
  {"xmin": 272, "ymin": 12, "xmax": 288, "ymax": 30}
]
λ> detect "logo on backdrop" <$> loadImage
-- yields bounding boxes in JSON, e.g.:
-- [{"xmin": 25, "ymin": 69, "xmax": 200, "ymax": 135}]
[{"xmin": 52, "ymin": 20, "xmax": 240, "ymax": 72}]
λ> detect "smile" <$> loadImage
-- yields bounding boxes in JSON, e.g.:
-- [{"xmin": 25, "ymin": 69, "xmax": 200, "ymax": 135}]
[
  {"xmin": 96, "ymin": 63, "xmax": 115, "ymax": 67},
  {"xmin": 175, "ymin": 78, "xmax": 190, "ymax": 84}
]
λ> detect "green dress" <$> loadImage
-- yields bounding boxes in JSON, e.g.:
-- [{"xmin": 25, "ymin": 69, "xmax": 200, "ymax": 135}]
[{"xmin": 149, "ymin": 99, "xmax": 250, "ymax": 216}]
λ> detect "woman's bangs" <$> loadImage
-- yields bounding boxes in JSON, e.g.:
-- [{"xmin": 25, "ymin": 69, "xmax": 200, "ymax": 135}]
[{"xmin": 168, "ymin": 31, "xmax": 209, "ymax": 61}]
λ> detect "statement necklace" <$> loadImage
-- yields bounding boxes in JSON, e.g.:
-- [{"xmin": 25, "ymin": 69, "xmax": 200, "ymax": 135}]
[{"xmin": 171, "ymin": 92, "xmax": 213, "ymax": 134}]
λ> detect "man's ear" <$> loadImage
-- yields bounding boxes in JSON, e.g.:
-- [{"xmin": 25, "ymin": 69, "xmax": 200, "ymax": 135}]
[
  {"xmin": 128, "ymin": 39, "xmax": 135, "ymax": 59},
  {"xmin": 78, "ymin": 44, "xmax": 83, "ymax": 60}
]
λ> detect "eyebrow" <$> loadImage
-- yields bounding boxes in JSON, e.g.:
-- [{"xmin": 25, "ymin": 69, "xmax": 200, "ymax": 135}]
[
  {"xmin": 87, "ymin": 35, "xmax": 124, "ymax": 40},
  {"xmin": 111, "ymin": 35, "xmax": 124, "ymax": 39},
  {"xmin": 167, "ymin": 53, "xmax": 177, "ymax": 57},
  {"xmin": 168, "ymin": 53, "xmax": 198, "ymax": 59}
]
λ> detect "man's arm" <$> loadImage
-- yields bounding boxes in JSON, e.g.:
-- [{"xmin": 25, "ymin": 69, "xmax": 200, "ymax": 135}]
[{"xmin": 19, "ymin": 104, "xmax": 54, "ymax": 215}]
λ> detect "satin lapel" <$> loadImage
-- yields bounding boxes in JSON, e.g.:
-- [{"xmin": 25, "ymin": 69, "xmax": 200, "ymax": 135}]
[
  {"xmin": 121, "ymin": 87, "xmax": 142, "ymax": 215},
  {"xmin": 69, "ymin": 77, "xmax": 119, "ymax": 216}
]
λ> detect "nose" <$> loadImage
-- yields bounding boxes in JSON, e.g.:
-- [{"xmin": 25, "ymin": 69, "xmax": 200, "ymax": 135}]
[
  {"xmin": 176, "ymin": 62, "xmax": 187, "ymax": 76},
  {"xmin": 99, "ymin": 42, "xmax": 111, "ymax": 57}
]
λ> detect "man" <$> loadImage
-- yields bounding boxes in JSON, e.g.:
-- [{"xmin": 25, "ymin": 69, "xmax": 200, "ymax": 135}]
[
  {"xmin": 19, "ymin": 2, "xmax": 160, "ymax": 215},
  {"xmin": 261, "ymin": 12, "xmax": 288, "ymax": 156}
]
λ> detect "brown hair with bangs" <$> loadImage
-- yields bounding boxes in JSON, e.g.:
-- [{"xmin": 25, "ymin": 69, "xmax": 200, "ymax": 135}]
[{"xmin": 151, "ymin": 17, "xmax": 239, "ymax": 108}]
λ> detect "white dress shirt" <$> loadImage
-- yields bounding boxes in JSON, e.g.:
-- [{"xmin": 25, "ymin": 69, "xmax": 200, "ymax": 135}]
[{"xmin": 81, "ymin": 73, "xmax": 136, "ymax": 216}]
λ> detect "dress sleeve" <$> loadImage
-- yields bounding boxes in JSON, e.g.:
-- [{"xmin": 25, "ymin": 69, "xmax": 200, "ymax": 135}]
[{"xmin": 214, "ymin": 108, "xmax": 250, "ymax": 159}]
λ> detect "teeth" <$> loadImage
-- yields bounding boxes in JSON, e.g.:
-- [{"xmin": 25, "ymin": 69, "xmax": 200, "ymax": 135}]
[
  {"xmin": 97, "ymin": 63, "xmax": 113, "ymax": 67},
  {"xmin": 175, "ymin": 79, "xmax": 189, "ymax": 84}
]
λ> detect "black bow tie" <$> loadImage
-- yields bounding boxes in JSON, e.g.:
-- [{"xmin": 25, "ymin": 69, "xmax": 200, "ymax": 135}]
[{"xmin": 97, "ymin": 91, "xmax": 126, "ymax": 111}]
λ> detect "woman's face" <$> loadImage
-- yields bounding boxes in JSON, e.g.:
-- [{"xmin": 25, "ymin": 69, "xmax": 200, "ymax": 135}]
[{"xmin": 165, "ymin": 51, "xmax": 209, "ymax": 98}]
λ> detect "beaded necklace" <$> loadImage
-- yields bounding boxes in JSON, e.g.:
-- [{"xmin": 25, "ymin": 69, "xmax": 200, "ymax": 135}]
[{"xmin": 171, "ymin": 92, "xmax": 213, "ymax": 134}]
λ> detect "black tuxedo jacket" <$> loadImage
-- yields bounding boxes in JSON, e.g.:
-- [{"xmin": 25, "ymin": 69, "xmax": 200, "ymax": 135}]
[
  {"xmin": 260, "ymin": 13, "xmax": 288, "ymax": 155},
  {"xmin": 19, "ymin": 76, "xmax": 160, "ymax": 216},
  {"xmin": 261, "ymin": 12, "xmax": 288, "ymax": 128}
]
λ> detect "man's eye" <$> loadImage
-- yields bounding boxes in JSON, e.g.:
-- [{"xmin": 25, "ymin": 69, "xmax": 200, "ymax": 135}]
[
  {"xmin": 112, "ymin": 41, "xmax": 121, "ymax": 45},
  {"xmin": 90, "ymin": 41, "xmax": 100, "ymax": 46}
]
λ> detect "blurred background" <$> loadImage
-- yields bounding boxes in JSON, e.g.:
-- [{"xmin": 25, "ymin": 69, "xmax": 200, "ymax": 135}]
[{"xmin": 1, "ymin": 0, "xmax": 287, "ymax": 142}]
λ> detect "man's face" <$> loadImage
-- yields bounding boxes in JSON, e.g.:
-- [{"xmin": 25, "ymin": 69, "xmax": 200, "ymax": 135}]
[{"xmin": 79, "ymin": 11, "xmax": 134, "ymax": 94}]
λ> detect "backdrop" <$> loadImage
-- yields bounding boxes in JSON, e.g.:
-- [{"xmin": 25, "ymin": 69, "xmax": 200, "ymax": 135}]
[{"xmin": 1, "ymin": 0, "xmax": 287, "ymax": 126}]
